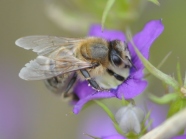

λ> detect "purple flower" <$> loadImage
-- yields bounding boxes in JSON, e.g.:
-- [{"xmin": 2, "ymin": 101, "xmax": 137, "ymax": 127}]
[{"xmin": 73, "ymin": 20, "xmax": 164, "ymax": 114}]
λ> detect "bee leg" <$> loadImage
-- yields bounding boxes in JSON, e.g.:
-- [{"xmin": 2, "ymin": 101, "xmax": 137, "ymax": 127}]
[
  {"xmin": 80, "ymin": 69, "xmax": 102, "ymax": 91},
  {"xmin": 64, "ymin": 73, "xmax": 77, "ymax": 97}
]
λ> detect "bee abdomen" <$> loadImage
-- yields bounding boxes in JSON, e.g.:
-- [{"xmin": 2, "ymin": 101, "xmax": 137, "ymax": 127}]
[
  {"xmin": 44, "ymin": 73, "xmax": 73, "ymax": 94},
  {"xmin": 44, "ymin": 77, "xmax": 63, "ymax": 95}
]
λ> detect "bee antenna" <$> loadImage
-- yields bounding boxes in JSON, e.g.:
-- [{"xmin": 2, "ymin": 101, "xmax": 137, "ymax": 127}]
[
  {"xmin": 116, "ymin": 54, "xmax": 137, "ymax": 70},
  {"xmin": 116, "ymin": 54, "xmax": 125, "ymax": 63}
]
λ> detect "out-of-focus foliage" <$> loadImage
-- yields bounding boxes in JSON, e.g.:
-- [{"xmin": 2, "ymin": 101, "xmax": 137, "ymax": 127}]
[
  {"xmin": 148, "ymin": 0, "xmax": 160, "ymax": 6},
  {"xmin": 45, "ymin": 0, "xmax": 148, "ymax": 32},
  {"xmin": 76, "ymin": 0, "xmax": 146, "ymax": 28},
  {"xmin": 101, "ymin": 0, "xmax": 160, "ymax": 29},
  {"xmin": 101, "ymin": 0, "xmax": 115, "ymax": 30}
]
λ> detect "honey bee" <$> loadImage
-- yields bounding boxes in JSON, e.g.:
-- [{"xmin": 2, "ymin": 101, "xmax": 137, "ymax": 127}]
[{"xmin": 16, "ymin": 36, "xmax": 133, "ymax": 100}]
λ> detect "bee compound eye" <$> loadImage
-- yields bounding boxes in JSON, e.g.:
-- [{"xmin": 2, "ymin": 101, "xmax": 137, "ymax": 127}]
[
  {"xmin": 109, "ymin": 44, "xmax": 122, "ymax": 66},
  {"xmin": 112, "ymin": 55, "xmax": 122, "ymax": 66}
]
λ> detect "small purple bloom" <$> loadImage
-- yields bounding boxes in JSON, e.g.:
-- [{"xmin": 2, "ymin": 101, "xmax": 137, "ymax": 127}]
[{"xmin": 73, "ymin": 20, "xmax": 164, "ymax": 114}]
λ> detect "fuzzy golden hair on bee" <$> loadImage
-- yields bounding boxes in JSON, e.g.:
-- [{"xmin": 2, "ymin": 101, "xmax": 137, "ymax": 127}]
[{"xmin": 77, "ymin": 37, "xmax": 109, "ymax": 65}]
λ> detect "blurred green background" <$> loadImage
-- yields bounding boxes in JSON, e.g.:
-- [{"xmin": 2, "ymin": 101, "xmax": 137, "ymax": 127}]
[{"xmin": 1, "ymin": 0, "xmax": 186, "ymax": 139}]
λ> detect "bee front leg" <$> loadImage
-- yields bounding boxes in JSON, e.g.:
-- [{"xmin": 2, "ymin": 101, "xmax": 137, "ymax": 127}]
[
  {"xmin": 64, "ymin": 73, "xmax": 77, "ymax": 97},
  {"xmin": 80, "ymin": 69, "xmax": 103, "ymax": 91}
]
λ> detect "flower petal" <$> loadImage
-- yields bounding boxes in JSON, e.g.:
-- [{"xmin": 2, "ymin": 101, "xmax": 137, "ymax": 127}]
[
  {"xmin": 129, "ymin": 19, "xmax": 164, "ymax": 69},
  {"xmin": 130, "ymin": 19, "xmax": 164, "ymax": 58},
  {"xmin": 74, "ymin": 81, "xmax": 93, "ymax": 99},
  {"xmin": 88, "ymin": 24, "xmax": 125, "ymax": 41},
  {"xmin": 116, "ymin": 79, "xmax": 148, "ymax": 99},
  {"xmin": 73, "ymin": 91, "xmax": 115, "ymax": 114}
]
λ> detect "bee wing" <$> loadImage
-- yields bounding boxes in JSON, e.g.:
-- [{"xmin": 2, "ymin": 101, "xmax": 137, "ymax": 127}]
[
  {"xmin": 16, "ymin": 35, "xmax": 93, "ymax": 80},
  {"xmin": 19, "ymin": 55, "xmax": 92, "ymax": 80},
  {"xmin": 15, "ymin": 35, "xmax": 82, "ymax": 55}
]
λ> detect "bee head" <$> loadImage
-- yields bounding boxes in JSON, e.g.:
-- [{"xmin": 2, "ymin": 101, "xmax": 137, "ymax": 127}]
[{"xmin": 109, "ymin": 40, "xmax": 133, "ymax": 68}]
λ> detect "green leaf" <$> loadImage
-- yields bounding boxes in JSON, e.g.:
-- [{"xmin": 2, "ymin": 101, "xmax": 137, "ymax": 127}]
[
  {"xmin": 127, "ymin": 30, "xmax": 179, "ymax": 90},
  {"xmin": 148, "ymin": 0, "xmax": 160, "ymax": 6},
  {"xmin": 177, "ymin": 60, "xmax": 183, "ymax": 86},
  {"xmin": 167, "ymin": 98, "xmax": 186, "ymax": 118},
  {"xmin": 149, "ymin": 93, "xmax": 178, "ymax": 104},
  {"xmin": 101, "ymin": 0, "xmax": 115, "ymax": 30},
  {"xmin": 94, "ymin": 100, "xmax": 124, "ymax": 135},
  {"xmin": 141, "ymin": 120, "xmax": 152, "ymax": 135},
  {"xmin": 141, "ymin": 111, "xmax": 151, "ymax": 134},
  {"xmin": 157, "ymin": 52, "xmax": 172, "ymax": 69}
]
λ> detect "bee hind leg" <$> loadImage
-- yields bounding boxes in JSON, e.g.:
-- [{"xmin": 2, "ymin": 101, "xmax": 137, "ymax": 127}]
[
  {"xmin": 80, "ymin": 69, "xmax": 103, "ymax": 91},
  {"xmin": 64, "ymin": 73, "xmax": 77, "ymax": 98}
]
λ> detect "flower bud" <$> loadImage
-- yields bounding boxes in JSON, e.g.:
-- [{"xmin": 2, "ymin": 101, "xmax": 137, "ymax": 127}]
[{"xmin": 115, "ymin": 104, "xmax": 145, "ymax": 134}]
